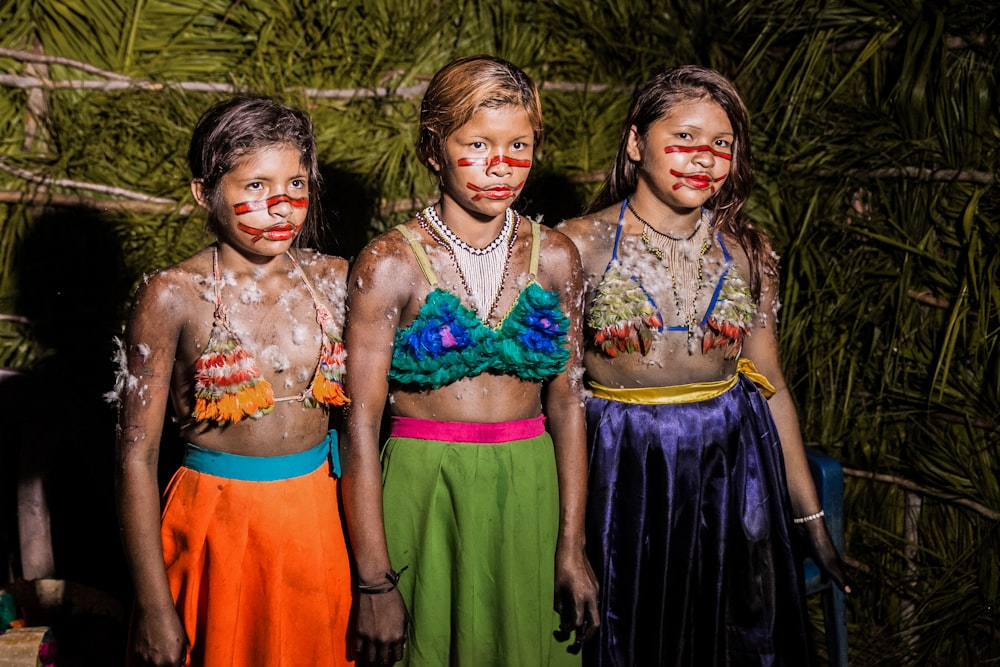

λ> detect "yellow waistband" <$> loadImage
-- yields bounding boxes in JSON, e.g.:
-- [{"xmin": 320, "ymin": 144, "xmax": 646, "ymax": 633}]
[{"xmin": 588, "ymin": 358, "xmax": 776, "ymax": 404}]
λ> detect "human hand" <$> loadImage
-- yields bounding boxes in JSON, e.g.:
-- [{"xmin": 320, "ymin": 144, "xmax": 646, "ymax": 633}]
[
  {"xmin": 354, "ymin": 587, "xmax": 408, "ymax": 665},
  {"xmin": 130, "ymin": 603, "xmax": 187, "ymax": 667},
  {"xmin": 800, "ymin": 517, "xmax": 854, "ymax": 594},
  {"xmin": 553, "ymin": 546, "xmax": 600, "ymax": 654}
]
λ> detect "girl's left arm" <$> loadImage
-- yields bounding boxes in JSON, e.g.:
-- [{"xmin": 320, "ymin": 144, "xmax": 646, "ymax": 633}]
[
  {"xmin": 541, "ymin": 230, "xmax": 600, "ymax": 646},
  {"xmin": 743, "ymin": 264, "xmax": 853, "ymax": 594}
]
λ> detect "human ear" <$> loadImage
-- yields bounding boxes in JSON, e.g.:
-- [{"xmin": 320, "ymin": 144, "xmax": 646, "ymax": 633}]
[
  {"xmin": 427, "ymin": 156, "xmax": 441, "ymax": 173},
  {"xmin": 625, "ymin": 125, "xmax": 643, "ymax": 162},
  {"xmin": 190, "ymin": 178, "xmax": 210, "ymax": 210}
]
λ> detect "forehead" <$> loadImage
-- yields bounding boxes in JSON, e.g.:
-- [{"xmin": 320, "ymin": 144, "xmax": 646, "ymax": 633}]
[
  {"xmin": 229, "ymin": 144, "xmax": 306, "ymax": 174},
  {"xmin": 450, "ymin": 105, "xmax": 534, "ymax": 139},
  {"xmin": 655, "ymin": 97, "xmax": 733, "ymax": 135}
]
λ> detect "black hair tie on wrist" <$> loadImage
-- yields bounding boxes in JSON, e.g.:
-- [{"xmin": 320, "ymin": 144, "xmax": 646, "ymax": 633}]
[{"xmin": 357, "ymin": 565, "xmax": 409, "ymax": 594}]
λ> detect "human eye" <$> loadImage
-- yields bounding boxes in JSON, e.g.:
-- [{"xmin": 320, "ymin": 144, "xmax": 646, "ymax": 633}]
[
  {"xmin": 246, "ymin": 181, "xmax": 263, "ymax": 191},
  {"xmin": 470, "ymin": 141, "xmax": 486, "ymax": 150},
  {"xmin": 716, "ymin": 139, "xmax": 731, "ymax": 148},
  {"xmin": 512, "ymin": 141, "xmax": 529, "ymax": 151},
  {"xmin": 291, "ymin": 178, "xmax": 307, "ymax": 189},
  {"xmin": 676, "ymin": 132, "xmax": 692, "ymax": 140}
]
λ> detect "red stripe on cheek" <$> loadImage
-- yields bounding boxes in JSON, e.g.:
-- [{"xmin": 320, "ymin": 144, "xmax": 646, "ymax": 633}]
[
  {"xmin": 498, "ymin": 156, "xmax": 532, "ymax": 168},
  {"xmin": 233, "ymin": 200, "xmax": 268, "ymax": 215}
]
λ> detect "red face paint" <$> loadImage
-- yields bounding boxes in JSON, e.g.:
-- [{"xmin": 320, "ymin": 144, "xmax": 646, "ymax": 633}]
[
  {"xmin": 669, "ymin": 170, "xmax": 728, "ymax": 192},
  {"xmin": 456, "ymin": 155, "xmax": 532, "ymax": 169},
  {"xmin": 236, "ymin": 221, "xmax": 304, "ymax": 244},
  {"xmin": 232, "ymin": 194, "xmax": 309, "ymax": 216},
  {"xmin": 465, "ymin": 181, "xmax": 525, "ymax": 201},
  {"xmin": 663, "ymin": 145, "xmax": 732, "ymax": 161}
]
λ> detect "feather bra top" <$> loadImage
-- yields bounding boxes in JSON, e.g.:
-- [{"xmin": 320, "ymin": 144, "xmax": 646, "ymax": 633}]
[
  {"xmin": 389, "ymin": 220, "xmax": 570, "ymax": 389},
  {"xmin": 587, "ymin": 201, "xmax": 757, "ymax": 359},
  {"xmin": 192, "ymin": 246, "xmax": 349, "ymax": 426}
]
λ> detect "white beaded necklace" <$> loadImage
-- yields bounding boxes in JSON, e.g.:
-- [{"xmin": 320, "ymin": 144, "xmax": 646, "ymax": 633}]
[{"xmin": 420, "ymin": 205, "xmax": 518, "ymax": 322}]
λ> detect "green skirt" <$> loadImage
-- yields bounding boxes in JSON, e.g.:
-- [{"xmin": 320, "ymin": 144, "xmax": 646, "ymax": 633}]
[{"xmin": 381, "ymin": 425, "xmax": 579, "ymax": 666}]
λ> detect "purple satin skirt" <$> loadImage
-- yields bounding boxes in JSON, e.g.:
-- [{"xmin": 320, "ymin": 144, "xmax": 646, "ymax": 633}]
[{"xmin": 584, "ymin": 375, "xmax": 810, "ymax": 667}]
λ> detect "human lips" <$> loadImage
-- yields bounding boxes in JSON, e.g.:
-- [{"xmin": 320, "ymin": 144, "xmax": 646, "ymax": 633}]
[
  {"xmin": 237, "ymin": 221, "xmax": 302, "ymax": 243},
  {"xmin": 466, "ymin": 181, "xmax": 524, "ymax": 201},
  {"xmin": 262, "ymin": 223, "xmax": 299, "ymax": 240},
  {"xmin": 669, "ymin": 170, "xmax": 727, "ymax": 192}
]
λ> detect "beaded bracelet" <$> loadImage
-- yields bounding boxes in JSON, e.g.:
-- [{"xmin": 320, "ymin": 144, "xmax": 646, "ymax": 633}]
[
  {"xmin": 357, "ymin": 565, "xmax": 409, "ymax": 595},
  {"xmin": 792, "ymin": 510, "xmax": 825, "ymax": 524}
]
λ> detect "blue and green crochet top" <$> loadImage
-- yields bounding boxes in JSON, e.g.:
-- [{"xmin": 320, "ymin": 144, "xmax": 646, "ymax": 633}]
[{"xmin": 389, "ymin": 220, "xmax": 570, "ymax": 389}]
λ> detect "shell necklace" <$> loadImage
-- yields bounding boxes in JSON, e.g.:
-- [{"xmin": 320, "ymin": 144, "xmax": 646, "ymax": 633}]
[{"xmin": 419, "ymin": 205, "xmax": 519, "ymax": 322}]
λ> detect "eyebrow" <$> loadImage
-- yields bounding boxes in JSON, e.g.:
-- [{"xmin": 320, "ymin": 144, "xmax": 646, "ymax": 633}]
[
  {"xmin": 461, "ymin": 133, "xmax": 533, "ymax": 141},
  {"xmin": 238, "ymin": 173, "xmax": 308, "ymax": 182}
]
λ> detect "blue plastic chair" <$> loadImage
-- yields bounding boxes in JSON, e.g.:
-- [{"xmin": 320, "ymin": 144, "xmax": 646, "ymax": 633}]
[{"xmin": 803, "ymin": 446, "xmax": 848, "ymax": 666}]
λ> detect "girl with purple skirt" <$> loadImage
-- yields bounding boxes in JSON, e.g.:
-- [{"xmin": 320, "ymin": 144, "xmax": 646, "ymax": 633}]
[{"xmin": 558, "ymin": 66, "xmax": 852, "ymax": 666}]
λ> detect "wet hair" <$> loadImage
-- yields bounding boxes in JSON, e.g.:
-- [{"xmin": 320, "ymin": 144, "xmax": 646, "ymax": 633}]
[
  {"xmin": 589, "ymin": 66, "xmax": 775, "ymax": 299},
  {"xmin": 417, "ymin": 55, "xmax": 543, "ymax": 173},
  {"xmin": 188, "ymin": 96, "xmax": 322, "ymax": 246}
]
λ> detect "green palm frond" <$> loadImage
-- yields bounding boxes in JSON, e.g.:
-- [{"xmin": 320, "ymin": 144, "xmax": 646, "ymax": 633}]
[{"xmin": 0, "ymin": 1, "xmax": 998, "ymax": 663}]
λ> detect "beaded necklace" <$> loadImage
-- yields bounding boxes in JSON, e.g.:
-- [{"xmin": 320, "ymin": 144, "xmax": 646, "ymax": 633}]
[
  {"xmin": 418, "ymin": 205, "xmax": 519, "ymax": 322},
  {"xmin": 629, "ymin": 200, "xmax": 712, "ymax": 337},
  {"xmin": 628, "ymin": 199, "xmax": 703, "ymax": 244}
]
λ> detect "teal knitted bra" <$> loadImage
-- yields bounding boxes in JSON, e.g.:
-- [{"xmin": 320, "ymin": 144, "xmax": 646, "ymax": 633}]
[{"xmin": 389, "ymin": 219, "xmax": 570, "ymax": 389}]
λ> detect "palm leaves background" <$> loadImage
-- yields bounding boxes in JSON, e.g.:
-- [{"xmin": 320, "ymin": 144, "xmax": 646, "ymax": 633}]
[{"xmin": 0, "ymin": 0, "xmax": 996, "ymax": 663}]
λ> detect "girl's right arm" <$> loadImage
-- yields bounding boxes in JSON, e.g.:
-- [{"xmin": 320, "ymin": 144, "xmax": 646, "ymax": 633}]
[
  {"xmin": 115, "ymin": 273, "xmax": 189, "ymax": 666},
  {"xmin": 341, "ymin": 236, "xmax": 410, "ymax": 664}
]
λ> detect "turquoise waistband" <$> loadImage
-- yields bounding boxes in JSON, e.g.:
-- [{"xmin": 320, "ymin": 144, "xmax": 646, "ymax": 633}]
[{"xmin": 183, "ymin": 430, "xmax": 340, "ymax": 481}]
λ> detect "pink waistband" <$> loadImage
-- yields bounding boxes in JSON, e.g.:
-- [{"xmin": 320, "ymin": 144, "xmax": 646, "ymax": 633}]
[{"xmin": 389, "ymin": 415, "xmax": 546, "ymax": 443}]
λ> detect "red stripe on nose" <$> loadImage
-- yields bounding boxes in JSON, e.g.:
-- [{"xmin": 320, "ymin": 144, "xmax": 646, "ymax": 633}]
[
  {"xmin": 233, "ymin": 195, "xmax": 309, "ymax": 215},
  {"xmin": 456, "ymin": 156, "xmax": 532, "ymax": 168},
  {"xmin": 663, "ymin": 145, "xmax": 732, "ymax": 160}
]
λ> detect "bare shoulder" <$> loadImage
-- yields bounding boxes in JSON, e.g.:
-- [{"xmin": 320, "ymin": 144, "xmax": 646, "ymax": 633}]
[
  {"xmin": 292, "ymin": 247, "xmax": 349, "ymax": 284},
  {"xmin": 530, "ymin": 222, "xmax": 583, "ymax": 297},
  {"xmin": 719, "ymin": 231, "xmax": 750, "ymax": 267},
  {"xmin": 556, "ymin": 205, "xmax": 618, "ymax": 242},
  {"xmin": 125, "ymin": 250, "xmax": 214, "ymax": 346},
  {"xmin": 719, "ymin": 228, "xmax": 777, "ymax": 283},
  {"xmin": 555, "ymin": 204, "xmax": 622, "ymax": 274},
  {"xmin": 348, "ymin": 219, "xmax": 425, "ymax": 295},
  {"xmin": 133, "ymin": 251, "xmax": 210, "ymax": 313},
  {"xmin": 538, "ymin": 223, "xmax": 581, "ymax": 262}
]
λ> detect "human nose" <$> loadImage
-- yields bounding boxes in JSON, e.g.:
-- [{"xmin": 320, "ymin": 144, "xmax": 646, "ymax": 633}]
[
  {"xmin": 486, "ymin": 154, "xmax": 513, "ymax": 177},
  {"xmin": 266, "ymin": 194, "xmax": 294, "ymax": 216},
  {"xmin": 692, "ymin": 148, "xmax": 716, "ymax": 169}
]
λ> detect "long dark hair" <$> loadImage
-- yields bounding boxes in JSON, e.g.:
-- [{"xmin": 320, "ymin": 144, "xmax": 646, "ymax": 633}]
[
  {"xmin": 590, "ymin": 66, "xmax": 776, "ymax": 299},
  {"xmin": 189, "ymin": 96, "xmax": 322, "ymax": 247}
]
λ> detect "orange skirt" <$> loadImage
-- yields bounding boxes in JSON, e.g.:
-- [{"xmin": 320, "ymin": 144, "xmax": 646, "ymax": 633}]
[{"xmin": 153, "ymin": 435, "xmax": 354, "ymax": 666}]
